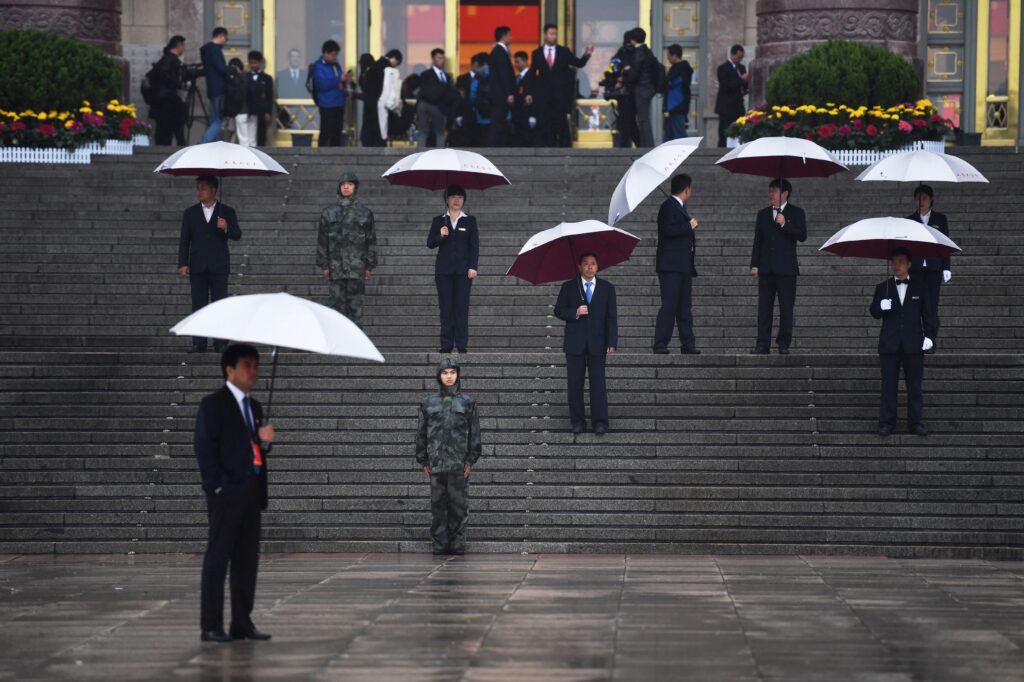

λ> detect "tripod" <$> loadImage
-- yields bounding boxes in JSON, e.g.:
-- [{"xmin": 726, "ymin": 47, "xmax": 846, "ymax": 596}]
[{"xmin": 184, "ymin": 78, "xmax": 209, "ymax": 143}]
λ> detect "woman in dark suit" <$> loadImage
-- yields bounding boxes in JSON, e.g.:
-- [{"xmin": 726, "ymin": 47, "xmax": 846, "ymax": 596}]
[{"xmin": 427, "ymin": 184, "xmax": 479, "ymax": 353}]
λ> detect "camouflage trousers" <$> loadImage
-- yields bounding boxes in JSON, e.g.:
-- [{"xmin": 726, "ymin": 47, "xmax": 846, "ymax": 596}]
[
  {"xmin": 429, "ymin": 472, "xmax": 469, "ymax": 553},
  {"xmin": 328, "ymin": 278, "xmax": 366, "ymax": 326}
]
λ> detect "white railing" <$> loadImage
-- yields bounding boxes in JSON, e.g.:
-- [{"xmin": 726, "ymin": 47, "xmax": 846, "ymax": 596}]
[
  {"xmin": 0, "ymin": 134, "xmax": 152, "ymax": 164},
  {"xmin": 727, "ymin": 137, "xmax": 946, "ymax": 165}
]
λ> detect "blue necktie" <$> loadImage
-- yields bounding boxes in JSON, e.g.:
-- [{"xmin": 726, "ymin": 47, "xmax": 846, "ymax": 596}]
[{"xmin": 585, "ymin": 281, "xmax": 593, "ymax": 304}]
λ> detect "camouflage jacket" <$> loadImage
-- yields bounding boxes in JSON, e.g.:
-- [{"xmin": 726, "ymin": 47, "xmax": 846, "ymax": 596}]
[
  {"xmin": 316, "ymin": 197, "xmax": 378, "ymax": 280},
  {"xmin": 415, "ymin": 359, "xmax": 482, "ymax": 473}
]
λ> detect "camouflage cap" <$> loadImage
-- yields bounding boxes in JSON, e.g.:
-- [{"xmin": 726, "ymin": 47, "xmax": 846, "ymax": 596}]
[{"xmin": 338, "ymin": 172, "xmax": 360, "ymax": 185}]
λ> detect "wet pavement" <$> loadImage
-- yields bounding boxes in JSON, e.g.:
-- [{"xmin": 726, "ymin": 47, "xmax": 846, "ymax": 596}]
[{"xmin": 1, "ymin": 553, "xmax": 1023, "ymax": 681}]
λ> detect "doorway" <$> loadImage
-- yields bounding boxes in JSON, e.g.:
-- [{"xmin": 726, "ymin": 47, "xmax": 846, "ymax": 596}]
[{"xmin": 457, "ymin": 0, "xmax": 540, "ymax": 76}]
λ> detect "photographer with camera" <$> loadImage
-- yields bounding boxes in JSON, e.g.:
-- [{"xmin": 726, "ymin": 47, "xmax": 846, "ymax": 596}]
[
  {"xmin": 153, "ymin": 35, "xmax": 187, "ymax": 145},
  {"xmin": 200, "ymin": 27, "xmax": 228, "ymax": 143}
]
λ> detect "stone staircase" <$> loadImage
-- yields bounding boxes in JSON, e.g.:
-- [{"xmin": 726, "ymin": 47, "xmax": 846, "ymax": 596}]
[{"xmin": 0, "ymin": 146, "xmax": 1022, "ymax": 557}]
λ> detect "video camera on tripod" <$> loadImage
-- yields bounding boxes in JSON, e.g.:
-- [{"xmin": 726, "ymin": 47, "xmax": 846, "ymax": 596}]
[
  {"xmin": 182, "ymin": 63, "xmax": 209, "ymax": 139},
  {"xmin": 181, "ymin": 63, "xmax": 206, "ymax": 85}
]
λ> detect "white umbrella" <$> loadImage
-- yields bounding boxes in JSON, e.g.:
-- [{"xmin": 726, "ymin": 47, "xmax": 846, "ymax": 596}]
[
  {"xmin": 171, "ymin": 292, "xmax": 385, "ymax": 416},
  {"xmin": 381, "ymin": 148, "xmax": 510, "ymax": 191},
  {"xmin": 608, "ymin": 136, "xmax": 703, "ymax": 226},
  {"xmin": 819, "ymin": 217, "xmax": 961, "ymax": 260},
  {"xmin": 716, "ymin": 136, "xmax": 847, "ymax": 178},
  {"xmin": 153, "ymin": 141, "xmax": 288, "ymax": 177},
  {"xmin": 854, "ymin": 149, "xmax": 989, "ymax": 183}
]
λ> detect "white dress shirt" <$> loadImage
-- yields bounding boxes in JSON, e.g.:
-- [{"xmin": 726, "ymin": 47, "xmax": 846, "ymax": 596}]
[
  {"xmin": 545, "ymin": 45, "xmax": 556, "ymax": 64},
  {"xmin": 918, "ymin": 212, "xmax": 931, "ymax": 266},
  {"xmin": 202, "ymin": 200, "xmax": 217, "ymax": 223},
  {"xmin": 225, "ymin": 380, "xmax": 254, "ymax": 432},
  {"xmin": 446, "ymin": 210, "xmax": 468, "ymax": 230},
  {"xmin": 895, "ymin": 275, "xmax": 910, "ymax": 305},
  {"xmin": 434, "ymin": 66, "xmax": 447, "ymax": 83},
  {"xmin": 290, "ymin": 67, "xmax": 299, "ymax": 81}
]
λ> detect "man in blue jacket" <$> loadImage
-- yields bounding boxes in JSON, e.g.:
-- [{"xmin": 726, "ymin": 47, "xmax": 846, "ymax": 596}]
[
  {"xmin": 200, "ymin": 27, "xmax": 228, "ymax": 143},
  {"xmin": 178, "ymin": 175, "xmax": 241, "ymax": 352},
  {"xmin": 654, "ymin": 174, "xmax": 699, "ymax": 354},
  {"xmin": 554, "ymin": 253, "xmax": 618, "ymax": 435},
  {"xmin": 312, "ymin": 40, "xmax": 350, "ymax": 147}
]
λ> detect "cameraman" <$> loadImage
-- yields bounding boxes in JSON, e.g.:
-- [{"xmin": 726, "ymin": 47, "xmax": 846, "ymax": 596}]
[
  {"xmin": 200, "ymin": 27, "xmax": 228, "ymax": 143},
  {"xmin": 153, "ymin": 35, "xmax": 187, "ymax": 145}
]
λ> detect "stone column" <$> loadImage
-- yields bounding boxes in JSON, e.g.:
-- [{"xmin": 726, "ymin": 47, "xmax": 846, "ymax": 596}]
[
  {"xmin": 751, "ymin": 0, "xmax": 920, "ymax": 106},
  {"xmin": 0, "ymin": 0, "xmax": 123, "ymax": 55}
]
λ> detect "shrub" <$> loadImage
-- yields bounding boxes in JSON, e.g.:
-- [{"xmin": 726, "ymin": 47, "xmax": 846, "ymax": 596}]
[
  {"xmin": 0, "ymin": 29, "xmax": 122, "ymax": 113},
  {"xmin": 765, "ymin": 39, "xmax": 919, "ymax": 109}
]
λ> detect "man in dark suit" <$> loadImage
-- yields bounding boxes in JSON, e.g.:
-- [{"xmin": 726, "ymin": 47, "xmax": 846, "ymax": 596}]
[
  {"xmin": 870, "ymin": 248, "xmax": 939, "ymax": 437},
  {"xmin": 554, "ymin": 253, "xmax": 618, "ymax": 435},
  {"xmin": 427, "ymin": 185, "xmax": 479, "ymax": 353},
  {"xmin": 488, "ymin": 26, "xmax": 516, "ymax": 146},
  {"xmin": 654, "ymin": 174, "xmax": 700, "ymax": 354},
  {"xmin": 200, "ymin": 27, "xmax": 229, "ymax": 143},
  {"xmin": 906, "ymin": 184, "xmax": 952, "ymax": 353},
  {"xmin": 530, "ymin": 24, "xmax": 593, "ymax": 147},
  {"xmin": 275, "ymin": 48, "xmax": 308, "ymax": 99},
  {"xmin": 246, "ymin": 50, "xmax": 274, "ymax": 146},
  {"xmin": 417, "ymin": 48, "xmax": 452, "ymax": 148},
  {"xmin": 195, "ymin": 344, "xmax": 275, "ymax": 642},
  {"xmin": 750, "ymin": 178, "xmax": 806, "ymax": 355},
  {"xmin": 510, "ymin": 50, "xmax": 538, "ymax": 147},
  {"xmin": 621, "ymin": 27, "xmax": 657, "ymax": 148},
  {"xmin": 178, "ymin": 175, "xmax": 242, "ymax": 353},
  {"xmin": 714, "ymin": 44, "xmax": 747, "ymax": 147}
]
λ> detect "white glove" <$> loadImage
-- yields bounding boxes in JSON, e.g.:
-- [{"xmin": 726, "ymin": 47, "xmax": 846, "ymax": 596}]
[
  {"xmin": 880, "ymin": 299, "xmax": 892, "ymax": 311},
  {"xmin": 922, "ymin": 337, "xmax": 934, "ymax": 351},
  {"xmin": 943, "ymin": 270, "xmax": 952, "ymax": 283},
  {"xmin": 528, "ymin": 116, "xmax": 537, "ymax": 129},
  {"xmin": 455, "ymin": 116, "xmax": 464, "ymax": 127}
]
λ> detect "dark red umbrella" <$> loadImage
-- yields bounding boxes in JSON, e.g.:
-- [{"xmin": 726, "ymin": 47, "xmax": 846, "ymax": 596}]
[
  {"xmin": 507, "ymin": 220, "xmax": 640, "ymax": 285},
  {"xmin": 716, "ymin": 136, "xmax": 847, "ymax": 178}
]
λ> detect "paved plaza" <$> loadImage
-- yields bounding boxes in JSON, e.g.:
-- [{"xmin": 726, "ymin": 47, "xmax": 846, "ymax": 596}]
[{"xmin": 1, "ymin": 553, "xmax": 1023, "ymax": 681}]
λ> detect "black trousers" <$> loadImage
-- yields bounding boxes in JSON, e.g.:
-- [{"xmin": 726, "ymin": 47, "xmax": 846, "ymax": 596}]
[
  {"xmin": 435, "ymin": 273, "xmax": 472, "ymax": 350},
  {"xmin": 417, "ymin": 101, "xmax": 447, "ymax": 148},
  {"xmin": 717, "ymin": 106, "xmax": 743, "ymax": 147},
  {"xmin": 154, "ymin": 98, "xmax": 186, "ymax": 145},
  {"xmin": 634, "ymin": 90, "xmax": 655, "ymax": 147},
  {"xmin": 540, "ymin": 101, "xmax": 572, "ymax": 147},
  {"xmin": 566, "ymin": 352, "xmax": 608, "ymax": 428},
  {"xmin": 487, "ymin": 99, "xmax": 510, "ymax": 146},
  {"xmin": 200, "ymin": 474, "xmax": 261, "ymax": 633},
  {"xmin": 429, "ymin": 472, "xmax": 469, "ymax": 553},
  {"xmin": 256, "ymin": 114, "xmax": 268, "ymax": 146},
  {"xmin": 189, "ymin": 272, "xmax": 229, "ymax": 349},
  {"xmin": 913, "ymin": 268, "xmax": 944, "ymax": 325},
  {"xmin": 757, "ymin": 273, "xmax": 797, "ymax": 349},
  {"xmin": 614, "ymin": 96, "xmax": 638, "ymax": 148},
  {"xmin": 654, "ymin": 272, "xmax": 695, "ymax": 350},
  {"xmin": 318, "ymin": 106, "xmax": 345, "ymax": 147},
  {"xmin": 880, "ymin": 351, "xmax": 924, "ymax": 428}
]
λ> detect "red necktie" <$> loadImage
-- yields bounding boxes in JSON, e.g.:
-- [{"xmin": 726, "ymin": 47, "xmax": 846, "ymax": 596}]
[{"xmin": 546, "ymin": 48, "xmax": 554, "ymax": 68}]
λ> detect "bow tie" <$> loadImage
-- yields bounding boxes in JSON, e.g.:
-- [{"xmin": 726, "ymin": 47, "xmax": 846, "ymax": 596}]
[{"xmin": 896, "ymin": 279, "xmax": 909, "ymax": 285}]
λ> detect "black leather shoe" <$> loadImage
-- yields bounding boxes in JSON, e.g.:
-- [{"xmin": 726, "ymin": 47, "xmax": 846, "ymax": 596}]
[
  {"xmin": 230, "ymin": 627, "xmax": 271, "ymax": 641},
  {"xmin": 878, "ymin": 424, "xmax": 893, "ymax": 437},
  {"xmin": 750, "ymin": 347, "xmax": 769, "ymax": 355},
  {"xmin": 451, "ymin": 548, "xmax": 465, "ymax": 556},
  {"xmin": 200, "ymin": 630, "xmax": 232, "ymax": 643},
  {"xmin": 924, "ymin": 348, "xmax": 935, "ymax": 355},
  {"xmin": 571, "ymin": 423, "xmax": 584, "ymax": 435},
  {"xmin": 910, "ymin": 423, "xmax": 928, "ymax": 437},
  {"xmin": 681, "ymin": 348, "xmax": 701, "ymax": 355},
  {"xmin": 457, "ymin": 348, "xmax": 467, "ymax": 354},
  {"xmin": 593, "ymin": 423, "xmax": 607, "ymax": 435},
  {"xmin": 433, "ymin": 549, "xmax": 449, "ymax": 556},
  {"xmin": 778, "ymin": 346, "xmax": 790, "ymax": 355},
  {"xmin": 439, "ymin": 347, "xmax": 453, "ymax": 354},
  {"xmin": 653, "ymin": 347, "xmax": 669, "ymax": 354}
]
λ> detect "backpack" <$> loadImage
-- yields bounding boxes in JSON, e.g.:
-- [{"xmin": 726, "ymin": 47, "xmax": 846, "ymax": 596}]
[
  {"xmin": 140, "ymin": 63, "xmax": 159, "ymax": 105},
  {"xmin": 223, "ymin": 66, "xmax": 245, "ymax": 117},
  {"xmin": 650, "ymin": 56, "xmax": 668, "ymax": 95},
  {"xmin": 305, "ymin": 62, "xmax": 319, "ymax": 106}
]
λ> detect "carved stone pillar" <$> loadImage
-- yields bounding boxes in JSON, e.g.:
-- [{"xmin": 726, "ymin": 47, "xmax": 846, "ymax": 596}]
[
  {"xmin": 0, "ymin": 0, "xmax": 123, "ymax": 55},
  {"xmin": 751, "ymin": 0, "xmax": 920, "ymax": 106}
]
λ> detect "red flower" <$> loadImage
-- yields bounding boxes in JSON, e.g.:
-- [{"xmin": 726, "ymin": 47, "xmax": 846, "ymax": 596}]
[
  {"xmin": 837, "ymin": 124, "xmax": 851, "ymax": 136},
  {"xmin": 931, "ymin": 114, "xmax": 943, "ymax": 122},
  {"xmin": 39, "ymin": 124, "xmax": 55, "ymax": 136},
  {"xmin": 866, "ymin": 124, "xmax": 878, "ymax": 137},
  {"xmin": 912, "ymin": 119, "xmax": 927, "ymax": 127},
  {"xmin": 70, "ymin": 121, "xmax": 84, "ymax": 133},
  {"xmin": 803, "ymin": 132, "xmax": 813, "ymax": 141},
  {"xmin": 11, "ymin": 121, "xmax": 27, "ymax": 132},
  {"xmin": 817, "ymin": 124, "xmax": 834, "ymax": 138},
  {"xmin": 851, "ymin": 119, "xmax": 863, "ymax": 130},
  {"xmin": 783, "ymin": 121, "xmax": 797, "ymax": 131},
  {"xmin": 0, "ymin": 122, "xmax": 4, "ymax": 133}
]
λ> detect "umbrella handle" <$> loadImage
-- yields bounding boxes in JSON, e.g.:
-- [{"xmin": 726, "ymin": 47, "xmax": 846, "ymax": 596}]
[
  {"xmin": 264, "ymin": 346, "xmax": 278, "ymax": 421},
  {"xmin": 567, "ymin": 237, "xmax": 585, "ymax": 302}
]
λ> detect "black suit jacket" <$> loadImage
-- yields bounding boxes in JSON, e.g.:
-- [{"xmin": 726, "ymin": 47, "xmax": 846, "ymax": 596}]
[
  {"xmin": 750, "ymin": 203, "xmax": 807, "ymax": 276},
  {"xmin": 512, "ymin": 69, "xmax": 538, "ymax": 123},
  {"xmin": 194, "ymin": 386, "xmax": 269, "ymax": 509},
  {"xmin": 554, "ymin": 277, "xmax": 618, "ymax": 355},
  {"xmin": 714, "ymin": 60, "xmax": 746, "ymax": 118},
  {"xmin": 488, "ymin": 44, "xmax": 516, "ymax": 100},
  {"xmin": 246, "ymin": 71, "xmax": 274, "ymax": 117},
  {"xmin": 656, "ymin": 197, "xmax": 697, "ymax": 275},
  {"xmin": 870, "ymin": 277, "xmax": 939, "ymax": 355},
  {"xmin": 427, "ymin": 214, "xmax": 479, "ymax": 275},
  {"xmin": 418, "ymin": 68, "xmax": 453, "ymax": 105},
  {"xmin": 905, "ymin": 210, "xmax": 952, "ymax": 271},
  {"xmin": 530, "ymin": 45, "xmax": 590, "ymax": 109},
  {"xmin": 178, "ymin": 202, "xmax": 241, "ymax": 275}
]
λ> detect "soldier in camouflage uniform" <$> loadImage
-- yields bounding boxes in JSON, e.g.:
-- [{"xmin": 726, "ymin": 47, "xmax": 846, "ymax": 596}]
[
  {"xmin": 415, "ymin": 356, "xmax": 482, "ymax": 555},
  {"xmin": 316, "ymin": 172, "xmax": 378, "ymax": 326}
]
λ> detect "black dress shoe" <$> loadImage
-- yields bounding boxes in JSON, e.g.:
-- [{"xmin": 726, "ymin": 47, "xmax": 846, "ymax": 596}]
[
  {"xmin": 450, "ymin": 548, "xmax": 465, "ymax": 556},
  {"xmin": 433, "ymin": 549, "xmax": 449, "ymax": 556},
  {"xmin": 924, "ymin": 348, "xmax": 935, "ymax": 355},
  {"xmin": 878, "ymin": 424, "xmax": 893, "ymax": 437},
  {"xmin": 910, "ymin": 423, "xmax": 928, "ymax": 437},
  {"xmin": 750, "ymin": 347, "xmax": 769, "ymax": 355},
  {"xmin": 778, "ymin": 347, "xmax": 790, "ymax": 355},
  {"xmin": 230, "ymin": 627, "xmax": 271, "ymax": 641},
  {"xmin": 457, "ymin": 348, "xmax": 467, "ymax": 354},
  {"xmin": 439, "ymin": 347, "xmax": 453, "ymax": 354},
  {"xmin": 200, "ymin": 630, "xmax": 232, "ymax": 643},
  {"xmin": 571, "ymin": 423, "xmax": 584, "ymax": 435},
  {"xmin": 681, "ymin": 348, "xmax": 701, "ymax": 355},
  {"xmin": 593, "ymin": 423, "xmax": 607, "ymax": 435},
  {"xmin": 653, "ymin": 347, "xmax": 669, "ymax": 354}
]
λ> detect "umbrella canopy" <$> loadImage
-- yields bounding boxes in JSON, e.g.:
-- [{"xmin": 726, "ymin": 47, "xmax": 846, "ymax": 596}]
[
  {"xmin": 381, "ymin": 148, "xmax": 510, "ymax": 190},
  {"xmin": 716, "ymin": 136, "xmax": 847, "ymax": 178},
  {"xmin": 820, "ymin": 217, "xmax": 961, "ymax": 260},
  {"xmin": 608, "ymin": 136, "xmax": 702, "ymax": 225},
  {"xmin": 154, "ymin": 141, "xmax": 289, "ymax": 177},
  {"xmin": 507, "ymin": 220, "xmax": 640, "ymax": 284},
  {"xmin": 170, "ymin": 292, "xmax": 384, "ymax": 362},
  {"xmin": 855, "ymin": 149, "xmax": 989, "ymax": 183}
]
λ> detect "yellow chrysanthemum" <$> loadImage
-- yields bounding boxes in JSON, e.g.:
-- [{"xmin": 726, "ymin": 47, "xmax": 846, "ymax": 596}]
[
  {"xmin": 37, "ymin": 112, "xmax": 47, "ymax": 120},
  {"xmin": 736, "ymin": 116, "xmax": 747, "ymax": 126},
  {"xmin": 80, "ymin": 107, "xmax": 92, "ymax": 113},
  {"xmin": 64, "ymin": 120, "xmax": 75, "ymax": 129}
]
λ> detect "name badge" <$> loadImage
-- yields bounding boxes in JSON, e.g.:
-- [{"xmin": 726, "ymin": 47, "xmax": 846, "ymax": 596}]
[
  {"xmin": 458, "ymin": 227, "xmax": 466, "ymax": 231},
  {"xmin": 912, "ymin": 296, "xmax": 920, "ymax": 300}
]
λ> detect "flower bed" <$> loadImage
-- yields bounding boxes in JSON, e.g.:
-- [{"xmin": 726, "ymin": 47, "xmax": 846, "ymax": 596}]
[
  {"xmin": 727, "ymin": 99, "xmax": 953, "ymax": 151},
  {"xmin": 0, "ymin": 99, "xmax": 151, "ymax": 163}
]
